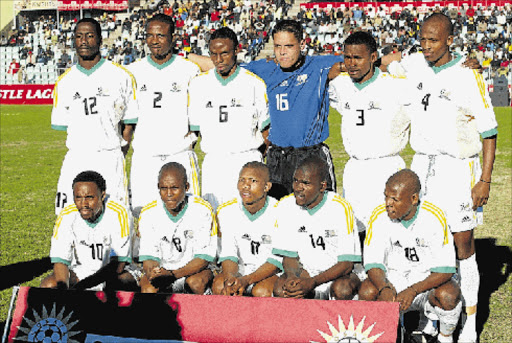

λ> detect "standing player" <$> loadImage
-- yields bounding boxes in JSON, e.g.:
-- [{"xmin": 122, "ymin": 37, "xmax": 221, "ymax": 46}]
[
  {"xmin": 189, "ymin": 20, "xmax": 344, "ymax": 199},
  {"xmin": 138, "ymin": 162, "xmax": 217, "ymax": 294},
  {"xmin": 360, "ymin": 169, "xmax": 462, "ymax": 343},
  {"xmin": 188, "ymin": 27, "xmax": 270, "ymax": 210},
  {"xmin": 329, "ymin": 31, "xmax": 411, "ymax": 232},
  {"xmin": 271, "ymin": 156, "xmax": 361, "ymax": 300},
  {"xmin": 51, "ymin": 18, "xmax": 138, "ymax": 215},
  {"xmin": 41, "ymin": 171, "xmax": 136, "ymax": 291},
  {"xmin": 213, "ymin": 162, "xmax": 280, "ymax": 297},
  {"xmin": 127, "ymin": 14, "xmax": 201, "ymax": 217},
  {"xmin": 385, "ymin": 14, "xmax": 498, "ymax": 342}
]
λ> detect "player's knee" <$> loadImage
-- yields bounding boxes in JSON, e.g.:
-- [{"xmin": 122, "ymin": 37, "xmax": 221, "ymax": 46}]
[
  {"xmin": 435, "ymin": 281, "xmax": 461, "ymax": 310},
  {"xmin": 140, "ymin": 275, "xmax": 157, "ymax": 293},
  {"xmin": 186, "ymin": 274, "xmax": 208, "ymax": 294},
  {"xmin": 331, "ymin": 278, "xmax": 357, "ymax": 300},
  {"xmin": 251, "ymin": 283, "xmax": 273, "ymax": 298},
  {"xmin": 273, "ymin": 277, "xmax": 286, "ymax": 298},
  {"xmin": 211, "ymin": 275, "xmax": 225, "ymax": 295},
  {"xmin": 358, "ymin": 279, "xmax": 378, "ymax": 301},
  {"xmin": 40, "ymin": 275, "xmax": 57, "ymax": 289}
]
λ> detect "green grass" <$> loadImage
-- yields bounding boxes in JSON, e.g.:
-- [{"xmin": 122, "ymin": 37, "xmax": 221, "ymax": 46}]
[{"xmin": 1, "ymin": 105, "xmax": 511, "ymax": 341}]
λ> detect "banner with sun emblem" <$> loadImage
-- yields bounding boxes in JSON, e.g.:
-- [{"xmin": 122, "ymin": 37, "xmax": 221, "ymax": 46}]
[{"xmin": 7, "ymin": 287, "xmax": 399, "ymax": 343}]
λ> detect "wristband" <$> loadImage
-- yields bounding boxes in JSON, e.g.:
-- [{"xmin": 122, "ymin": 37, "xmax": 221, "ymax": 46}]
[{"xmin": 480, "ymin": 179, "xmax": 491, "ymax": 184}]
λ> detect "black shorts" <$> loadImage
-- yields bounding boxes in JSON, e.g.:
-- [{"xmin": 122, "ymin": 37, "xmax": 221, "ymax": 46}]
[{"xmin": 266, "ymin": 142, "xmax": 336, "ymax": 199}]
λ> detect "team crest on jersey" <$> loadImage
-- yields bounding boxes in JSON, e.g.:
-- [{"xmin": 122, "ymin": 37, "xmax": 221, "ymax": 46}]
[
  {"xmin": 417, "ymin": 82, "xmax": 423, "ymax": 90},
  {"xmin": 261, "ymin": 235, "xmax": 272, "ymax": 244},
  {"xmin": 242, "ymin": 233, "xmax": 251, "ymax": 240},
  {"xmin": 324, "ymin": 230, "xmax": 337, "ymax": 238},
  {"xmin": 368, "ymin": 101, "xmax": 381, "ymax": 110},
  {"xmin": 96, "ymin": 87, "xmax": 109, "ymax": 97},
  {"xmin": 140, "ymin": 84, "xmax": 147, "ymax": 92},
  {"xmin": 298, "ymin": 226, "xmax": 307, "ymax": 233},
  {"xmin": 279, "ymin": 80, "xmax": 288, "ymax": 87},
  {"xmin": 230, "ymin": 98, "xmax": 242, "ymax": 107},
  {"xmin": 344, "ymin": 102, "xmax": 350, "ymax": 109},
  {"xmin": 206, "ymin": 101, "xmax": 213, "ymax": 108},
  {"xmin": 184, "ymin": 230, "xmax": 194, "ymax": 239},
  {"xmin": 170, "ymin": 83, "xmax": 182, "ymax": 92},
  {"xmin": 415, "ymin": 238, "xmax": 428, "ymax": 247},
  {"xmin": 296, "ymin": 74, "xmax": 308, "ymax": 86},
  {"xmin": 73, "ymin": 92, "xmax": 81, "ymax": 100},
  {"xmin": 439, "ymin": 89, "xmax": 452, "ymax": 101}
]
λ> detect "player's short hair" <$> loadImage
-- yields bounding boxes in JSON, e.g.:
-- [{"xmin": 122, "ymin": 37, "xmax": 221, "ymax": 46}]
[
  {"xmin": 345, "ymin": 31, "xmax": 378, "ymax": 54},
  {"xmin": 422, "ymin": 13, "xmax": 454, "ymax": 36},
  {"xmin": 146, "ymin": 13, "xmax": 175, "ymax": 36},
  {"xmin": 296, "ymin": 156, "xmax": 328, "ymax": 183},
  {"xmin": 74, "ymin": 18, "xmax": 102, "ymax": 44},
  {"xmin": 273, "ymin": 19, "xmax": 303, "ymax": 43},
  {"xmin": 386, "ymin": 169, "xmax": 421, "ymax": 195},
  {"xmin": 209, "ymin": 27, "xmax": 238, "ymax": 50},
  {"xmin": 158, "ymin": 162, "xmax": 188, "ymax": 186},
  {"xmin": 241, "ymin": 161, "xmax": 270, "ymax": 182},
  {"xmin": 72, "ymin": 170, "xmax": 107, "ymax": 193}
]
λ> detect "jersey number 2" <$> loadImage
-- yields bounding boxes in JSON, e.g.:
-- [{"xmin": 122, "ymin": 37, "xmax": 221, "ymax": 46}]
[{"xmin": 153, "ymin": 92, "xmax": 162, "ymax": 108}]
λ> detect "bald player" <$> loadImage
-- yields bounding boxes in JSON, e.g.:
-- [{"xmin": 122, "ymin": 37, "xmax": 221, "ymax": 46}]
[{"xmin": 361, "ymin": 169, "xmax": 461, "ymax": 343}]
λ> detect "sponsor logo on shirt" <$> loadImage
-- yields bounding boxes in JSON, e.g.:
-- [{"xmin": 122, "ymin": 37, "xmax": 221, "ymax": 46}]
[
  {"xmin": 162, "ymin": 236, "xmax": 170, "ymax": 243},
  {"xmin": 393, "ymin": 240, "xmax": 402, "ymax": 248},
  {"xmin": 170, "ymin": 83, "xmax": 181, "ymax": 92},
  {"xmin": 73, "ymin": 92, "xmax": 81, "ymax": 100},
  {"xmin": 298, "ymin": 226, "xmax": 307, "ymax": 233},
  {"xmin": 140, "ymin": 85, "xmax": 147, "ymax": 92},
  {"xmin": 206, "ymin": 101, "xmax": 213, "ymax": 108},
  {"xmin": 344, "ymin": 102, "xmax": 350, "ymax": 109},
  {"xmin": 279, "ymin": 80, "xmax": 288, "ymax": 87},
  {"xmin": 242, "ymin": 233, "xmax": 251, "ymax": 240},
  {"xmin": 417, "ymin": 82, "xmax": 423, "ymax": 90},
  {"xmin": 462, "ymin": 216, "xmax": 472, "ymax": 223}
]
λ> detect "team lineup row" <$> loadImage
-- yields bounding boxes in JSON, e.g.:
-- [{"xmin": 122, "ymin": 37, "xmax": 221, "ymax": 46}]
[{"xmin": 43, "ymin": 13, "xmax": 497, "ymax": 343}]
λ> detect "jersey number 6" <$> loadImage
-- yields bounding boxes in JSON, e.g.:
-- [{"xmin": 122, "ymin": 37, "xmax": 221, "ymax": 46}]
[{"xmin": 219, "ymin": 105, "xmax": 228, "ymax": 122}]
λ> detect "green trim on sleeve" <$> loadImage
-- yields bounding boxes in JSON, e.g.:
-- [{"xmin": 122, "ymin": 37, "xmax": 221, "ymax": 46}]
[
  {"xmin": 51, "ymin": 257, "xmax": 71, "ymax": 266},
  {"xmin": 118, "ymin": 257, "xmax": 132, "ymax": 263},
  {"xmin": 139, "ymin": 255, "xmax": 161, "ymax": 263},
  {"xmin": 194, "ymin": 254, "xmax": 215, "ymax": 262},
  {"xmin": 190, "ymin": 125, "xmax": 200, "ymax": 131},
  {"xmin": 481, "ymin": 128, "xmax": 498, "ymax": 139},
  {"xmin": 271, "ymin": 248, "xmax": 298, "ymax": 258},
  {"xmin": 365, "ymin": 263, "xmax": 387, "ymax": 272},
  {"xmin": 338, "ymin": 254, "xmax": 362, "ymax": 262},
  {"xmin": 267, "ymin": 257, "xmax": 283, "ymax": 272},
  {"xmin": 123, "ymin": 118, "xmax": 138, "ymax": 124},
  {"xmin": 51, "ymin": 125, "xmax": 68, "ymax": 131},
  {"xmin": 260, "ymin": 118, "xmax": 271, "ymax": 131},
  {"xmin": 431, "ymin": 266, "xmax": 456, "ymax": 274},
  {"xmin": 218, "ymin": 256, "xmax": 239, "ymax": 264}
]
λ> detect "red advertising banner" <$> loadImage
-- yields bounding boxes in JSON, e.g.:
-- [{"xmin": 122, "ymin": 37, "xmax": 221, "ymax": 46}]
[
  {"xmin": 300, "ymin": 1, "xmax": 509, "ymax": 13},
  {"xmin": 0, "ymin": 85, "xmax": 54, "ymax": 105},
  {"xmin": 57, "ymin": 0, "xmax": 129, "ymax": 11},
  {"xmin": 8, "ymin": 287, "xmax": 400, "ymax": 343}
]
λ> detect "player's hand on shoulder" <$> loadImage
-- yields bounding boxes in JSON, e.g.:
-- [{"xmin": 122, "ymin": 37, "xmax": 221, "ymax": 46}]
[{"xmin": 328, "ymin": 61, "xmax": 345, "ymax": 81}]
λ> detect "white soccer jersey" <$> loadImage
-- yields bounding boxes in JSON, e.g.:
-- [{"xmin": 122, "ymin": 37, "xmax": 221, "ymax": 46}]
[
  {"xmin": 138, "ymin": 195, "xmax": 217, "ymax": 270},
  {"xmin": 50, "ymin": 199, "xmax": 133, "ymax": 282},
  {"xmin": 188, "ymin": 66, "xmax": 270, "ymax": 154},
  {"xmin": 329, "ymin": 68, "xmax": 411, "ymax": 160},
  {"xmin": 128, "ymin": 55, "xmax": 201, "ymax": 155},
  {"xmin": 364, "ymin": 200, "xmax": 456, "ymax": 293},
  {"xmin": 51, "ymin": 59, "xmax": 138, "ymax": 152},
  {"xmin": 270, "ymin": 192, "xmax": 361, "ymax": 277},
  {"xmin": 388, "ymin": 53, "xmax": 497, "ymax": 158},
  {"xmin": 217, "ymin": 196, "xmax": 279, "ymax": 275}
]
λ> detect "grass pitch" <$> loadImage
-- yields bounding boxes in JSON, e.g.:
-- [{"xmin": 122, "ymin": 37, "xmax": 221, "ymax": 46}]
[{"xmin": 0, "ymin": 104, "xmax": 511, "ymax": 341}]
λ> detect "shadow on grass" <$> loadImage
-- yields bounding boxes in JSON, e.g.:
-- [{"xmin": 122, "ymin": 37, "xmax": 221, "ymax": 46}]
[
  {"xmin": 475, "ymin": 238, "xmax": 512, "ymax": 334},
  {"xmin": 0, "ymin": 257, "xmax": 52, "ymax": 291}
]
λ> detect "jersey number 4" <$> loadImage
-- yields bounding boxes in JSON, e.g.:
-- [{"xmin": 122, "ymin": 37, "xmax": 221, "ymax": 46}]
[{"xmin": 421, "ymin": 94, "xmax": 431, "ymax": 111}]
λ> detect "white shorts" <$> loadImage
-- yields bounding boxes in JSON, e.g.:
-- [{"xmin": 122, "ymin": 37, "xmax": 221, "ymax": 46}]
[
  {"xmin": 130, "ymin": 150, "xmax": 200, "ymax": 216},
  {"xmin": 201, "ymin": 149, "xmax": 262, "ymax": 210},
  {"xmin": 56, "ymin": 149, "xmax": 128, "ymax": 215},
  {"xmin": 411, "ymin": 154, "xmax": 481, "ymax": 233},
  {"xmin": 343, "ymin": 155, "xmax": 405, "ymax": 232}
]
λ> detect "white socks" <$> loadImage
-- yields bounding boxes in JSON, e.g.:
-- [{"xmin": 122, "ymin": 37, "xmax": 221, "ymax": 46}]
[
  {"xmin": 435, "ymin": 302, "xmax": 462, "ymax": 340},
  {"xmin": 458, "ymin": 254, "xmax": 479, "ymax": 342}
]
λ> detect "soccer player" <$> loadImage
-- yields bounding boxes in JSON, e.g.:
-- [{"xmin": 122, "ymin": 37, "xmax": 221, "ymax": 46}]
[
  {"xmin": 213, "ymin": 162, "xmax": 279, "ymax": 297},
  {"xmin": 127, "ymin": 14, "xmax": 201, "ymax": 217},
  {"xmin": 51, "ymin": 18, "xmax": 138, "ymax": 215},
  {"xmin": 188, "ymin": 27, "xmax": 270, "ymax": 210},
  {"xmin": 360, "ymin": 169, "xmax": 462, "ymax": 343},
  {"xmin": 138, "ymin": 162, "xmax": 217, "ymax": 294},
  {"xmin": 41, "ymin": 171, "xmax": 136, "ymax": 291},
  {"xmin": 329, "ymin": 31, "xmax": 411, "ymax": 232},
  {"xmin": 189, "ymin": 20, "xmax": 343, "ymax": 199},
  {"xmin": 385, "ymin": 14, "xmax": 498, "ymax": 342},
  {"xmin": 271, "ymin": 156, "xmax": 361, "ymax": 300}
]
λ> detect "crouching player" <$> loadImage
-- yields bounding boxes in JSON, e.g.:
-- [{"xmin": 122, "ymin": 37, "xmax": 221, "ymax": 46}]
[
  {"xmin": 213, "ymin": 162, "xmax": 279, "ymax": 297},
  {"xmin": 272, "ymin": 156, "xmax": 361, "ymax": 300},
  {"xmin": 359, "ymin": 169, "xmax": 461, "ymax": 343},
  {"xmin": 138, "ymin": 162, "xmax": 217, "ymax": 294},
  {"xmin": 41, "ymin": 171, "xmax": 137, "ymax": 291}
]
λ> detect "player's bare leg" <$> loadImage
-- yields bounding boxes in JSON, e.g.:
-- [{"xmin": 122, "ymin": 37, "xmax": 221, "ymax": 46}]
[
  {"xmin": 330, "ymin": 273, "xmax": 361, "ymax": 300},
  {"xmin": 357, "ymin": 278, "xmax": 379, "ymax": 301},
  {"xmin": 140, "ymin": 274, "xmax": 159, "ymax": 293},
  {"xmin": 251, "ymin": 275, "xmax": 278, "ymax": 297},
  {"xmin": 453, "ymin": 229, "xmax": 478, "ymax": 342}
]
